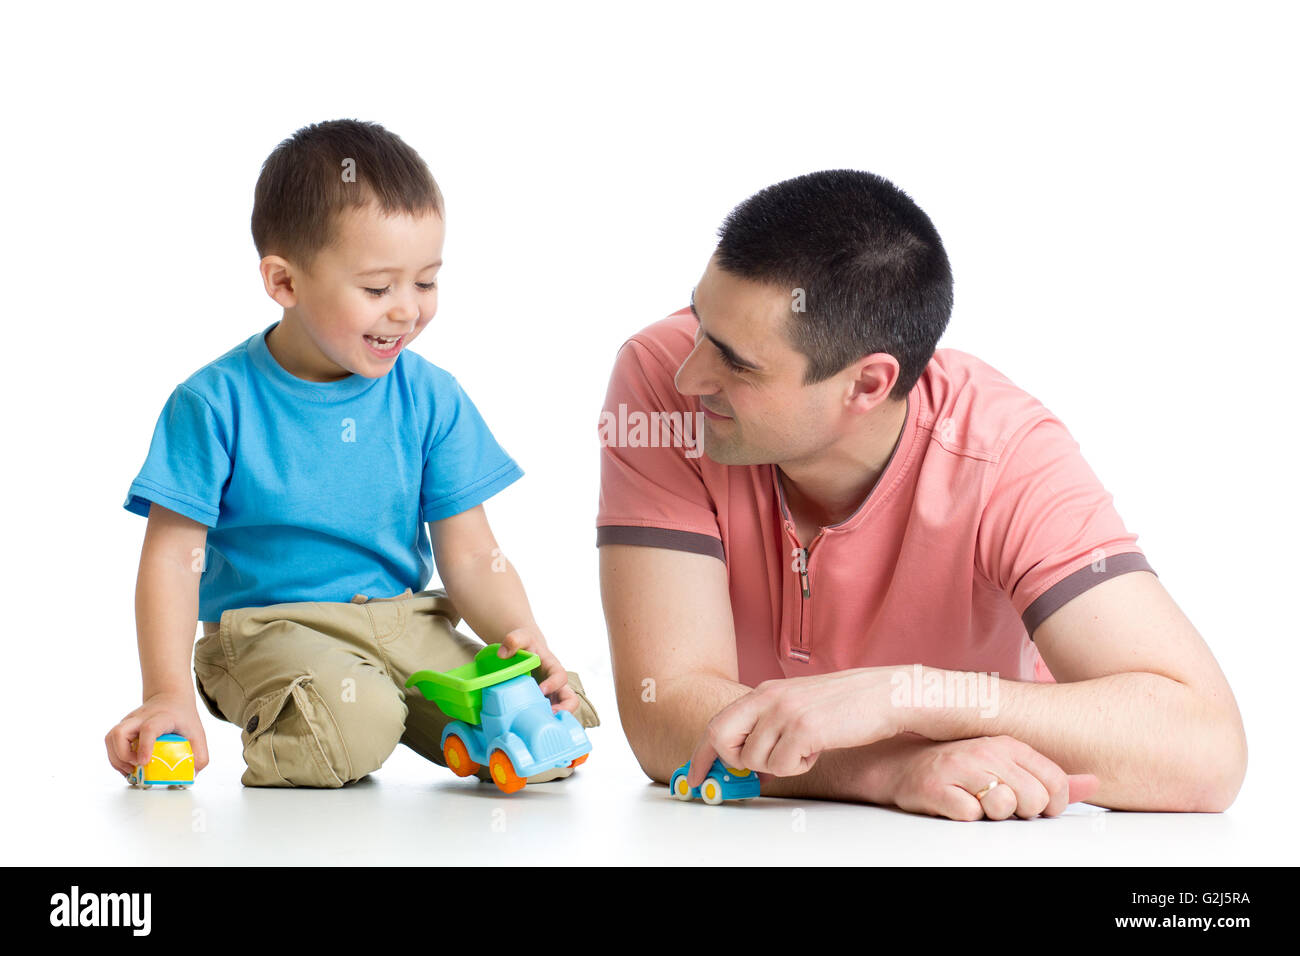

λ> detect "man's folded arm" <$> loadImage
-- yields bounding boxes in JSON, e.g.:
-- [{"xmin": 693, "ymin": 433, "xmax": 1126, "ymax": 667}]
[
  {"xmin": 940, "ymin": 415, "xmax": 1249, "ymax": 811},
  {"xmin": 915, "ymin": 570, "xmax": 1249, "ymax": 812}
]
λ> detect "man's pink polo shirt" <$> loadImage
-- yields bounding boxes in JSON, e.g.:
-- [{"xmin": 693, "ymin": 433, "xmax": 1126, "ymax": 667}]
[{"xmin": 596, "ymin": 308, "xmax": 1155, "ymax": 685}]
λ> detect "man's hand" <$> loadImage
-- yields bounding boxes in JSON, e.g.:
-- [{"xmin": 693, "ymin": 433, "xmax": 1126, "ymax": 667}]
[
  {"xmin": 498, "ymin": 625, "xmax": 579, "ymax": 715},
  {"xmin": 888, "ymin": 735, "xmax": 1099, "ymax": 820},
  {"xmin": 685, "ymin": 668, "xmax": 905, "ymax": 786},
  {"xmin": 105, "ymin": 691, "xmax": 210, "ymax": 779}
]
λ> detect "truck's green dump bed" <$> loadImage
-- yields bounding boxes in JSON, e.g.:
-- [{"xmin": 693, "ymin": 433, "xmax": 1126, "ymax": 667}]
[{"xmin": 405, "ymin": 643, "xmax": 540, "ymax": 724}]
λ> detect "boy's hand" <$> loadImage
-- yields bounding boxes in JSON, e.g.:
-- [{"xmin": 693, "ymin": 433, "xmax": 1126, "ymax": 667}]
[
  {"xmin": 498, "ymin": 626, "xmax": 580, "ymax": 715},
  {"xmin": 105, "ymin": 691, "xmax": 210, "ymax": 780}
]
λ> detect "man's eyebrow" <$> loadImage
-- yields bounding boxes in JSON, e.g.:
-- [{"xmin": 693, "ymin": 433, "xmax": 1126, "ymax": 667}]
[
  {"xmin": 690, "ymin": 287, "xmax": 762, "ymax": 371},
  {"xmin": 354, "ymin": 260, "xmax": 442, "ymax": 277}
]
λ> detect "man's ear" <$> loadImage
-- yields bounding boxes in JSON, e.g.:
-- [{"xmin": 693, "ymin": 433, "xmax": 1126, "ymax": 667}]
[
  {"xmin": 259, "ymin": 255, "xmax": 298, "ymax": 308},
  {"xmin": 845, "ymin": 352, "xmax": 899, "ymax": 414}
]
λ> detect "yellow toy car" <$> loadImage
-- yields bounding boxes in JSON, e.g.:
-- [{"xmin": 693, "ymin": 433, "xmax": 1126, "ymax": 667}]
[{"xmin": 127, "ymin": 733, "xmax": 195, "ymax": 789}]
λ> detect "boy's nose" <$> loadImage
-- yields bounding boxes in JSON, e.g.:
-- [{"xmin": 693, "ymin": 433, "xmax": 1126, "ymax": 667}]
[{"xmin": 390, "ymin": 297, "xmax": 420, "ymax": 324}]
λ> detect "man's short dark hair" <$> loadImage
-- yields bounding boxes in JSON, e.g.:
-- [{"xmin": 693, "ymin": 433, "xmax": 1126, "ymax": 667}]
[
  {"xmin": 714, "ymin": 170, "xmax": 953, "ymax": 399},
  {"xmin": 251, "ymin": 118, "xmax": 444, "ymax": 272}
]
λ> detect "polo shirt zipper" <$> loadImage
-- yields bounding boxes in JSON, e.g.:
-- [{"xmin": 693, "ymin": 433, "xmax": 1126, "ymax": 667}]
[
  {"xmin": 775, "ymin": 466, "xmax": 818, "ymax": 663},
  {"xmin": 794, "ymin": 543, "xmax": 812, "ymax": 663},
  {"xmin": 792, "ymin": 536, "xmax": 823, "ymax": 663}
]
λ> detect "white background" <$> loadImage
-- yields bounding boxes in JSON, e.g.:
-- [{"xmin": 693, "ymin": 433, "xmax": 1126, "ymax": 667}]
[{"xmin": 1, "ymin": 1, "xmax": 1296, "ymax": 865}]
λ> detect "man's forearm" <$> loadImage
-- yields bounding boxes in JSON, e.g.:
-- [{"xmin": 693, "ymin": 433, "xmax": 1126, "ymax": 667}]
[
  {"xmin": 616, "ymin": 672, "xmax": 746, "ymax": 783},
  {"xmin": 904, "ymin": 667, "xmax": 1246, "ymax": 811},
  {"xmin": 626, "ymin": 673, "xmax": 913, "ymax": 806}
]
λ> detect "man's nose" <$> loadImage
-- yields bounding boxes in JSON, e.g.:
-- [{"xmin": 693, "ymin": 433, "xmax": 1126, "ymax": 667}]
[{"xmin": 674, "ymin": 339, "xmax": 715, "ymax": 396}]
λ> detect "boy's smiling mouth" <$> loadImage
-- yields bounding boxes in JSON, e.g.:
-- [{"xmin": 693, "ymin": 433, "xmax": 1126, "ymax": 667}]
[{"xmin": 363, "ymin": 333, "xmax": 406, "ymax": 357}]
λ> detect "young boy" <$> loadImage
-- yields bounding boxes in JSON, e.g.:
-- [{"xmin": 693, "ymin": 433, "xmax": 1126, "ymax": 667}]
[{"xmin": 105, "ymin": 119, "xmax": 599, "ymax": 788}]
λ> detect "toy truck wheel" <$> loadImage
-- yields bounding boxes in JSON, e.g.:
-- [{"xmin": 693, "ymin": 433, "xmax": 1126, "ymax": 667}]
[
  {"xmin": 443, "ymin": 735, "xmax": 480, "ymax": 777},
  {"xmin": 672, "ymin": 774, "xmax": 693, "ymax": 800},
  {"xmin": 489, "ymin": 750, "xmax": 527, "ymax": 794},
  {"xmin": 701, "ymin": 777, "xmax": 725, "ymax": 805}
]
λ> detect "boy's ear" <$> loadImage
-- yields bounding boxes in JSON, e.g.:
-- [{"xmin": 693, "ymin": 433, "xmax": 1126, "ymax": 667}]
[{"xmin": 259, "ymin": 255, "xmax": 298, "ymax": 308}]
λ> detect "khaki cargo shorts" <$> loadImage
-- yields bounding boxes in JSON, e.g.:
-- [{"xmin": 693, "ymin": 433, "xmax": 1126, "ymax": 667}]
[{"xmin": 193, "ymin": 587, "xmax": 600, "ymax": 788}]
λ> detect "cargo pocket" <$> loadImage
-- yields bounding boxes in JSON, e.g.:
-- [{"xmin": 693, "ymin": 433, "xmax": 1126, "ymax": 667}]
[
  {"xmin": 240, "ymin": 675, "xmax": 349, "ymax": 788},
  {"xmin": 193, "ymin": 647, "xmax": 237, "ymax": 725}
]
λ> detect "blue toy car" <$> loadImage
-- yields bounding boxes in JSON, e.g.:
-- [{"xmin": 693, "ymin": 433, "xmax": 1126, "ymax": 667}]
[
  {"xmin": 406, "ymin": 644, "xmax": 591, "ymax": 794},
  {"xmin": 669, "ymin": 758, "xmax": 761, "ymax": 804}
]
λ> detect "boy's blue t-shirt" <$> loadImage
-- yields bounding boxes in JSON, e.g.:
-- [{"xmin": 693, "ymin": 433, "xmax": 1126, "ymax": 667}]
[{"xmin": 123, "ymin": 321, "xmax": 524, "ymax": 621}]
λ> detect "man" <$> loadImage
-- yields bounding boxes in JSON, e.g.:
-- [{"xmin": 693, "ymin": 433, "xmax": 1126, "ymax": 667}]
[{"xmin": 596, "ymin": 170, "xmax": 1246, "ymax": 820}]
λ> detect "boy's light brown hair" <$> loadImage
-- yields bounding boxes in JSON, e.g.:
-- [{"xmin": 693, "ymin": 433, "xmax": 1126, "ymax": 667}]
[{"xmin": 251, "ymin": 118, "xmax": 444, "ymax": 272}]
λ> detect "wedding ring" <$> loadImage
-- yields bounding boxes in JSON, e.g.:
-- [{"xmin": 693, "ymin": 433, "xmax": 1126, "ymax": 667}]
[{"xmin": 973, "ymin": 777, "xmax": 1000, "ymax": 800}]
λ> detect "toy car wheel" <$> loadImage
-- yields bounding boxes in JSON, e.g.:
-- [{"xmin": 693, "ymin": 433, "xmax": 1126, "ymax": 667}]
[
  {"xmin": 568, "ymin": 753, "xmax": 589, "ymax": 769},
  {"xmin": 443, "ymin": 735, "xmax": 480, "ymax": 777},
  {"xmin": 701, "ymin": 776, "xmax": 725, "ymax": 805},
  {"xmin": 672, "ymin": 774, "xmax": 693, "ymax": 800},
  {"xmin": 489, "ymin": 750, "xmax": 527, "ymax": 794}
]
